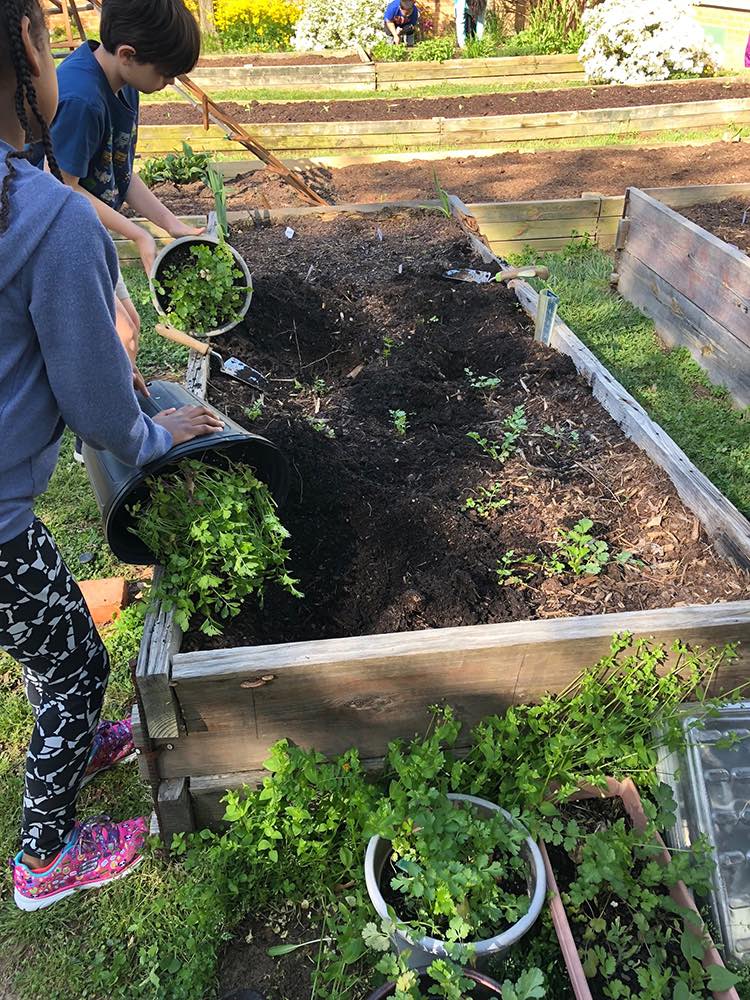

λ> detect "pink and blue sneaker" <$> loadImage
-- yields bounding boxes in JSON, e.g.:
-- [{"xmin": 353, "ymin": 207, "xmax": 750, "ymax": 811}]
[
  {"xmin": 12, "ymin": 815, "xmax": 147, "ymax": 911},
  {"xmin": 81, "ymin": 718, "xmax": 137, "ymax": 787}
]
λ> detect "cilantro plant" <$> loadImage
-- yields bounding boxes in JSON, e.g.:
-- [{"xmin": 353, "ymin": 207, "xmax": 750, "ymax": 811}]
[
  {"xmin": 546, "ymin": 518, "xmax": 613, "ymax": 576},
  {"xmin": 545, "ymin": 788, "xmax": 741, "ymax": 998},
  {"xmin": 465, "ymin": 367, "xmax": 502, "ymax": 391},
  {"xmin": 496, "ymin": 551, "xmax": 539, "ymax": 585},
  {"xmin": 130, "ymin": 459, "xmax": 301, "ymax": 636},
  {"xmin": 468, "ymin": 406, "xmax": 527, "ymax": 463},
  {"xmin": 463, "ymin": 482, "xmax": 510, "ymax": 517},
  {"xmin": 390, "ymin": 409, "xmax": 410, "ymax": 436},
  {"xmin": 139, "ymin": 141, "xmax": 210, "ymax": 188},
  {"xmin": 155, "ymin": 241, "xmax": 249, "ymax": 335}
]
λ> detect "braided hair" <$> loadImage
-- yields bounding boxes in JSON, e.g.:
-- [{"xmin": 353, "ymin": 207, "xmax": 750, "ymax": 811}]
[{"xmin": 0, "ymin": 0, "xmax": 61, "ymax": 234}]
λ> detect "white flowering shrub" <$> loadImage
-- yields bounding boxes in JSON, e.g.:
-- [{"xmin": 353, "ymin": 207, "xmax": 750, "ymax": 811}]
[
  {"xmin": 292, "ymin": 0, "xmax": 383, "ymax": 50},
  {"xmin": 578, "ymin": 0, "xmax": 722, "ymax": 85}
]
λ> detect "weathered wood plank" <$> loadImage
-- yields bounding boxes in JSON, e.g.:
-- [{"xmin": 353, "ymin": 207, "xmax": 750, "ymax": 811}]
[
  {"xmin": 379, "ymin": 72, "xmax": 584, "ymax": 90},
  {"xmin": 618, "ymin": 253, "xmax": 750, "ymax": 407},
  {"xmin": 479, "ymin": 215, "xmax": 599, "ymax": 242},
  {"xmin": 623, "ymin": 187, "xmax": 750, "ymax": 350},
  {"xmin": 513, "ymin": 278, "xmax": 750, "ymax": 568},
  {"xmin": 134, "ymin": 569, "xmax": 182, "ymax": 740},
  {"xmin": 158, "ymin": 778, "xmax": 195, "ymax": 839},
  {"xmin": 469, "ymin": 197, "xmax": 602, "ymax": 223},
  {"xmin": 164, "ymin": 602, "xmax": 750, "ymax": 779}
]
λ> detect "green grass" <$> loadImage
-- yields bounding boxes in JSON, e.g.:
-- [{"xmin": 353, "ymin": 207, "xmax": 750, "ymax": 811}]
[{"xmin": 511, "ymin": 241, "xmax": 750, "ymax": 516}]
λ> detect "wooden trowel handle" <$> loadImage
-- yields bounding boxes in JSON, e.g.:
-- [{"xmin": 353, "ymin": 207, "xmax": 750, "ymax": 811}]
[
  {"xmin": 497, "ymin": 265, "xmax": 550, "ymax": 282},
  {"xmin": 156, "ymin": 324, "xmax": 211, "ymax": 356}
]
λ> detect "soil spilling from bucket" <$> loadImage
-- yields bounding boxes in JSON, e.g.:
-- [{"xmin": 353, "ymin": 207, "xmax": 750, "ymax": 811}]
[{"xmin": 185, "ymin": 212, "xmax": 748, "ymax": 651}]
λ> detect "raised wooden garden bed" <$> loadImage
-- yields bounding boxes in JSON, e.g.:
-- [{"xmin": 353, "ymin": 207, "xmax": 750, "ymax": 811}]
[
  {"xmin": 129, "ymin": 199, "xmax": 750, "ymax": 841},
  {"xmin": 614, "ymin": 186, "xmax": 750, "ymax": 407},
  {"xmin": 187, "ymin": 52, "xmax": 584, "ymax": 92},
  {"xmin": 136, "ymin": 94, "xmax": 750, "ymax": 158}
]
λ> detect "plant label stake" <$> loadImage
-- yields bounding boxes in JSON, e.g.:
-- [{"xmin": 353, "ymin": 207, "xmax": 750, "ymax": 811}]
[
  {"xmin": 156, "ymin": 324, "xmax": 268, "ymax": 391},
  {"xmin": 443, "ymin": 265, "xmax": 550, "ymax": 285},
  {"xmin": 534, "ymin": 289, "xmax": 560, "ymax": 346}
]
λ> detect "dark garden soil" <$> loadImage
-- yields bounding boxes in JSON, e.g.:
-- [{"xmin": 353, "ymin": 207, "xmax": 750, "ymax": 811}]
[
  {"xmin": 183, "ymin": 211, "xmax": 748, "ymax": 651},
  {"xmin": 680, "ymin": 196, "xmax": 750, "ymax": 256},
  {"xmin": 139, "ymin": 79, "xmax": 750, "ymax": 125},
  {"xmin": 147, "ymin": 141, "xmax": 750, "ymax": 215},
  {"xmin": 196, "ymin": 53, "xmax": 361, "ymax": 67},
  {"xmin": 218, "ymin": 904, "xmax": 324, "ymax": 1000}
]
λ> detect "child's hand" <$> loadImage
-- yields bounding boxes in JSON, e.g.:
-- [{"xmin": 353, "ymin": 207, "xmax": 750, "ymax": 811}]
[
  {"xmin": 135, "ymin": 228, "xmax": 158, "ymax": 276},
  {"xmin": 153, "ymin": 405, "xmax": 223, "ymax": 445},
  {"xmin": 168, "ymin": 221, "xmax": 206, "ymax": 239}
]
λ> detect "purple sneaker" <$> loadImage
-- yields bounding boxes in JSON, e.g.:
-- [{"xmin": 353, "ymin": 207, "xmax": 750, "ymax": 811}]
[
  {"xmin": 81, "ymin": 718, "xmax": 136, "ymax": 787},
  {"xmin": 12, "ymin": 815, "xmax": 147, "ymax": 911}
]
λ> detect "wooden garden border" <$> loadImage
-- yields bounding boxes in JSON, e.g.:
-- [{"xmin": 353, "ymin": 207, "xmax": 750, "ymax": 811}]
[
  {"xmin": 187, "ymin": 52, "xmax": 583, "ymax": 92},
  {"xmin": 136, "ymin": 96, "xmax": 750, "ymax": 158},
  {"xmin": 113, "ymin": 182, "xmax": 750, "ymax": 262},
  {"xmin": 614, "ymin": 186, "xmax": 750, "ymax": 407},
  {"xmin": 129, "ymin": 199, "xmax": 750, "ymax": 840}
]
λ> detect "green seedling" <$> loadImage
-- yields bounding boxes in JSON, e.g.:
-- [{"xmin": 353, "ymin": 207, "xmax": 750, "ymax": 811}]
[
  {"xmin": 390, "ymin": 409, "xmax": 410, "ymax": 436},
  {"xmin": 243, "ymin": 396, "xmax": 264, "ymax": 422},
  {"xmin": 465, "ymin": 367, "xmax": 502, "ymax": 390},
  {"xmin": 306, "ymin": 416, "xmax": 335, "ymax": 439},
  {"xmin": 546, "ymin": 518, "xmax": 611, "ymax": 577},
  {"xmin": 139, "ymin": 141, "xmax": 210, "ymax": 188},
  {"xmin": 463, "ymin": 482, "xmax": 510, "ymax": 517},
  {"xmin": 382, "ymin": 336, "xmax": 396, "ymax": 359},
  {"xmin": 468, "ymin": 406, "xmax": 527, "ymax": 464},
  {"xmin": 541, "ymin": 423, "xmax": 579, "ymax": 448},
  {"xmin": 311, "ymin": 376, "xmax": 330, "ymax": 397},
  {"xmin": 496, "ymin": 550, "xmax": 539, "ymax": 586}
]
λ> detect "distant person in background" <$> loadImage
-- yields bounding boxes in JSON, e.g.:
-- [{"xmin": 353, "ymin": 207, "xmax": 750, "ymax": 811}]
[
  {"xmin": 745, "ymin": 31, "xmax": 750, "ymax": 66},
  {"xmin": 384, "ymin": 0, "xmax": 419, "ymax": 46},
  {"xmin": 455, "ymin": 0, "xmax": 486, "ymax": 47}
]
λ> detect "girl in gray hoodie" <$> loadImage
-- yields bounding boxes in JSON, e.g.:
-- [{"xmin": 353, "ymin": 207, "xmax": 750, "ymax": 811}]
[{"xmin": 0, "ymin": 0, "xmax": 221, "ymax": 910}]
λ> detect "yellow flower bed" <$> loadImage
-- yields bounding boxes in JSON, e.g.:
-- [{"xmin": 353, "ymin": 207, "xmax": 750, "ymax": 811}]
[{"xmin": 213, "ymin": 0, "xmax": 301, "ymax": 45}]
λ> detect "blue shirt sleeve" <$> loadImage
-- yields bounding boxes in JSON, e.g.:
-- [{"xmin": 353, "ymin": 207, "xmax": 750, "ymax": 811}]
[
  {"xmin": 384, "ymin": 0, "xmax": 401, "ymax": 21},
  {"xmin": 50, "ymin": 97, "xmax": 105, "ymax": 179}
]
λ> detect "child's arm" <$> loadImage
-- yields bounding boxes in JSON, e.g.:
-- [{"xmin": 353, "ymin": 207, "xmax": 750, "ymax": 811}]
[
  {"xmin": 31, "ymin": 193, "xmax": 221, "ymax": 464},
  {"xmin": 125, "ymin": 173, "xmax": 205, "ymax": 241},
  {"xmin": 59, "ymin": 167, "xmax": 159, "ymax": 275}
]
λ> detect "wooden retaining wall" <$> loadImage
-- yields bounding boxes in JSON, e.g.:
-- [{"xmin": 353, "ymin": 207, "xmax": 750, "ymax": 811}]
[
  {"xmin": 615, "ymin": 186, "xmax": 750, "ymax": 408},
  {"xmin": 129, "ymin": 199, "xmax": 750, "ymax": 840},
  {"xmin": 187, "ymin": 52, "xmax": 583, "ymax": 92},
  {"xmin": 136, "ymin": 96, "xmax": 750, "ymax": 158}
]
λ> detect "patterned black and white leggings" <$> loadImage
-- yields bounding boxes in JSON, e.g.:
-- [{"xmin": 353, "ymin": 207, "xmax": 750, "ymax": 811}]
[{"xmin": 0, "ymin": 519, "xmax": 109, "ymax": 859}]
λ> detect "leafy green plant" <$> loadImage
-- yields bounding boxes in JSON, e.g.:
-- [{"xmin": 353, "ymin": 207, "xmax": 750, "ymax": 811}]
[
  {"xmin": 382, "ymin": 336, "xmax": 396, "ymax": 359},
  {"xmin": 463, "ymin": 482, "xmax": 510, "ymax": 517},
  {"xmin": 546, "ymin": 518, "xmax": 612, "ymax": 576},
  {"xmin": 206, "ymin": 164, "xmax": 229, "ymax": 239},
  {"xmin": 307, "ymin": 416, "xmax": 335, "ymax": 438},
  {"xmin": 499, "ymin": 0, "xmax": 585, "ymax": 55},
  {"xmin": 130, "ymin": 459, "xmax": 302, "ymax": 635},
  {"xmin": 409, "ymin": 36, "xmax": 455, "ymax": 61},
  {"xmin": 541, "ymin": 423, "xmax": 579, "ymax": 448},
  {"xmin": 547, "ymin": 789, "xmax": 740, "ymax": 998},
  {"xmin": 468, "ymin": 406, "xmax": 527, "ymax": 463},
  {"xmin": 465, "ymin": 367, "xmax": 502, "ymax": 390},
  {"xmin": 433, "ymin": 170, "xmax": 452, "ymax": 218},
  {"xmin": 139, "ymin": 142, "xmax": 211, "ymax": 188},
  {"xmin": 154, "ymin": 241, "xmax": 249, "ymax": 334},
  {"xmin": 496, "ymin": 550, "xmax": 539, "ymax": 586},
  {"xmin": 244, "ymin": 396, "xmax": 265, "ymax": 421},
  {"xmin": 390, "ymin": 409, "xmax": 410, "ymax": 435},
  {"xmin": 371, "ymin": 38, "xmax": 409, "ymax": 61}
]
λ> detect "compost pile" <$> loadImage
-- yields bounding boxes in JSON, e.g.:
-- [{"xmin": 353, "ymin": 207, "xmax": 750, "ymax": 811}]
[{"xmin": 186, "ymin": 212, "xmax": 748, "ymax": 651}]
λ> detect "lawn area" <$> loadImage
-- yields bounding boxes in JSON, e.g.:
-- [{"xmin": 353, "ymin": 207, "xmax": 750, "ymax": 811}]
[{"xmin": 512, "ymin": 241, "xmax": 750, "ymax": 517}]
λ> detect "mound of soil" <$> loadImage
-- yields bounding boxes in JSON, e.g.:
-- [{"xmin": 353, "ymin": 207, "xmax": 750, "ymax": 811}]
[
  {"xmin": 680, "ymin": 196, "xmax": 750, "ymax": 256},
  {"xmin": 139, "ymin": 79, "xmax": 750, "ymax": 126},
  {"xmin": 147, "ymin": 142, "xmax": 750, "ymax": 215},
  {"xmin": 183, "ymin": 211, "xmax": 748, "ymax": 651}
]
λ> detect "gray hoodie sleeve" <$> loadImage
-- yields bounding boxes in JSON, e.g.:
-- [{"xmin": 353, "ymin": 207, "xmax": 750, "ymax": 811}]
[{"xmin": 28, "ymin": 194, "xmax": 173, "ymax": 468}]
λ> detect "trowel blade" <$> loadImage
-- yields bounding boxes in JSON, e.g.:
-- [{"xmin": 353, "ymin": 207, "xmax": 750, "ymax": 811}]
[
  {"xmin": 222, "ymin": 356, "xmax": 268, "ymax": 390},
  {"xmin": 443, "ymin": 268, "xmax": 494, "ymax": 284}
]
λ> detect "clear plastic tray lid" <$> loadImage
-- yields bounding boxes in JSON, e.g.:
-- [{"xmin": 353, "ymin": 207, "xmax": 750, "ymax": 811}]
[{"xmin": 660, "ymin": 704, "xmax": 750, "ymax": 965}]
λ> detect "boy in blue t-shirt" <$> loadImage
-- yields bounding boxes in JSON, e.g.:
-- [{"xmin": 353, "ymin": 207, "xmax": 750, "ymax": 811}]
[
  {"xmin": 384, "ymin": 0, "xmax": 419, "ymax": 45},
  {"xmin": 50, "ymin": 0, "xmax": 201, "ymax": 373}
]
